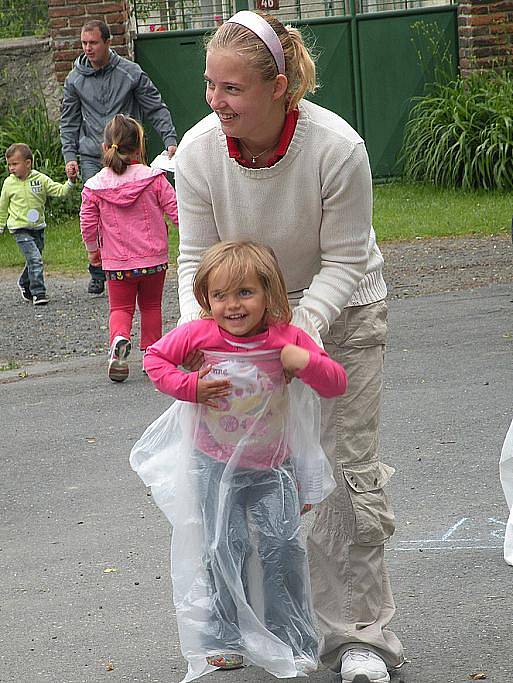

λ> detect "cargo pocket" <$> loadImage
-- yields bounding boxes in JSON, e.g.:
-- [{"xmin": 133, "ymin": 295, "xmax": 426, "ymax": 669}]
[{"xmin": 343, "ymin": 461, "xmax": 396, "ymax": 545}]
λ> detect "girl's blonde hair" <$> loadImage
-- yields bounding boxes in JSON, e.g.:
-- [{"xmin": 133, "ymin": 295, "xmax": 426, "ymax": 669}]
[
  {"xmin": 206, "ymin": 12, "xmax": 317, "ymax": 112},
  {"xmin": 102, "ymin": 114, "xmax": 146, "ymax": 175},
  {"xmin": 193, "ymin": 241, "xmax": 292, "ymax": 326}
]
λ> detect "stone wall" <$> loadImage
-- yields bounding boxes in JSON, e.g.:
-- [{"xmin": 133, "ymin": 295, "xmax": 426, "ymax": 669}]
[
  {"xmin": 48, "ymin": 0, "xmax": 133, "ymax": 83},
  {"xmin": 458, "ymin": 0, "xmax": 513, "ymax": 74},
  {"xmin": 0, "ymin": 36, "xmax": 62, "ymax": 120}
]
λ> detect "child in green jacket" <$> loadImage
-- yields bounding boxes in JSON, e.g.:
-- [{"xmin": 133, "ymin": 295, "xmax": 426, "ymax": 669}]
[{"xmin": 0, "ymin": 143, "xmax": 76, "ymax": 305}]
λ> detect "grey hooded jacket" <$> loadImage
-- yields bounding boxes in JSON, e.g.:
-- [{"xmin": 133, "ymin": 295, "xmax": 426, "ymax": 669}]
[{"xmin": 60, "ymin": 50, "xmax": 177, "ymax": 164}]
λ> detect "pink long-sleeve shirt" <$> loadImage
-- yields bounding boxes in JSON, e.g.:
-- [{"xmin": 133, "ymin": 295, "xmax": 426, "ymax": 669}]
[{"xmin": 144, "ymin": 318, "xmax": 347, "ymax": 402}]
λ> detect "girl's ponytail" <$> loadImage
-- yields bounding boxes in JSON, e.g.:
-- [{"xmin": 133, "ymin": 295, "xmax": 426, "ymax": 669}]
[{"xmin": 102, "ymin": 114, "xmax": 146, "ymax": 175}]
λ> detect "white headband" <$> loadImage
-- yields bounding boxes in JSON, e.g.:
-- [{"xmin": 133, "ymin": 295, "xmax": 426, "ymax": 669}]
[{"xmin": 226, "ymin": 11, "xmax": 286, "ymax": 75}]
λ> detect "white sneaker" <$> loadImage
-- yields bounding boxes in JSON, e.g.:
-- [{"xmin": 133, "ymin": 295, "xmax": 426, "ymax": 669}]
[
  {"xmin": 108, "ymin": 336, "xmax": 131, "ymax": 382},
  {"xmin": 340, "ymin": 648, "xmax": 390, "ymax": 683}
]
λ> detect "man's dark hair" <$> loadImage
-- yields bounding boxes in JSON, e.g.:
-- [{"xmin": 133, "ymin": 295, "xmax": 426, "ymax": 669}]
[{"xmin": 81, "ymin": 19, "xmax": 111, "ymax": 42}]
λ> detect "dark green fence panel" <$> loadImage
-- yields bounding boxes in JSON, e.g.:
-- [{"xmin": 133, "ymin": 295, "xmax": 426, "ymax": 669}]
[
  {"xmin": 357, "ymin": 6, "xmax": 458, "ymax": 175},
  {"xmin": 303, "ymin": 19, "xmax": 357, "ymax": 129},
  {"xmin": 135, "ymin": 30, "xmax": 210, "ymax": 155}
]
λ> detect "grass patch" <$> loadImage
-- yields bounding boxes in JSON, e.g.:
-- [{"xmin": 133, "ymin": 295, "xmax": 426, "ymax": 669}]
[
  {"xmin": 0, "ymin": 182, "xmax": 511, "ymax": 272},
  {"xmin": 0, "ymin": 219, "xmax": 180, "ymax": 273},
  {"xmin": 0, "ymin": 359, "xmax": 19, "ymax": 371},
  {"xmin": 373, "ymin": 181, "xmax": 512, "ymax": 241}
]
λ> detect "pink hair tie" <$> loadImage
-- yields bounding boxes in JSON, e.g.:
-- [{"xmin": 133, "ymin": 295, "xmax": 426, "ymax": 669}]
[{"xmin": 226, "ymin": 11, "xmax": 286, "ymax": 75}]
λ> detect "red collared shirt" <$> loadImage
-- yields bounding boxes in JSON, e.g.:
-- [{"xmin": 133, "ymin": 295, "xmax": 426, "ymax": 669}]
[{"xmin": 226, "ymin": 109, "xmax": 299, "ymax": 168}]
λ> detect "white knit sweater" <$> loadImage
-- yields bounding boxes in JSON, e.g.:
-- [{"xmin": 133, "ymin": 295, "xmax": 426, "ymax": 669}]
[{"xmin": 175, "ymin": 99, "xmax": 387, "ymax": 337}]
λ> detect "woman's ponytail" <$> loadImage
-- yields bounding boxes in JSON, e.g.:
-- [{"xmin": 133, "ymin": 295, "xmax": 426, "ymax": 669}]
[{"xmin": 285, "ymin": 26, "xmax": 317, "ymax": 111}]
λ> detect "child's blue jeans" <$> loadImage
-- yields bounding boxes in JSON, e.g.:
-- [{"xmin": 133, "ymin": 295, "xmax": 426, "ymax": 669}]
[
  {"xmin": 15, "ymin": 229, "xmax": 46, "ymax": 296},
  {"xmin": 192, "ymin": 450, "xmax": 318, "ymax": 659}
]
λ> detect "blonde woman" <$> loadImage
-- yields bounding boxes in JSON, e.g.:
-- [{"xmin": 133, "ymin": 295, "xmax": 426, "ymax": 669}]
[{"xmin": 173, "ymin": 11, "xmax": 405, "ymax": 683}]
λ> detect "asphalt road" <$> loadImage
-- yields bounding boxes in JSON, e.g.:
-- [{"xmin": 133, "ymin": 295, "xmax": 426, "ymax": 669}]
[{"xmin": 1, "ymin": 284, "xmax": 513, "ymax": 683}]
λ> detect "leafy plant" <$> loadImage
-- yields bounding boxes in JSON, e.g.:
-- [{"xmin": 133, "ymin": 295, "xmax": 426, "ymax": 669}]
[
  {"xmin": 0, "ymin": 0, "xmax": 48, "ymax": 38},
  {"xmin": 410, "ymin": 19, "xmax": 455, "ymax": 86},
  {"xmin": 401, "ymin": 70, "xmax": 513, "ymax": 190},
  {"xmin": 0, "ymin": 92, "xmax": 81, "ymax": 221}
]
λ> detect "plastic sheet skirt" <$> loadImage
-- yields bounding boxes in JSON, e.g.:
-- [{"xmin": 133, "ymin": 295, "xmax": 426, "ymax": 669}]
[{"xmin": 130, "ymin": 350, "xmax": 336, "ymax": 681}]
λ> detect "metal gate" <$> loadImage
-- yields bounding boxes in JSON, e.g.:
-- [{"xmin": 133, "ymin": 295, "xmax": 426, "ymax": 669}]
[{"xmin": 133, "ymin": 0, "xmax": 458, "ymax": 176}]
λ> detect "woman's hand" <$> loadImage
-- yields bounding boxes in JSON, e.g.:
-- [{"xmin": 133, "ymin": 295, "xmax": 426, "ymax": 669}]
[
  {"xmin": 280, "ymin": 344, "xmax": 310, "ymax": 379},
  {"xmin": 301, "ymin": 504, "xmax": 313, "ymax": 515},
  {"xmin": 196, "ymin": 365, "xmax": 231, "ymax": 408},
  {"xmin": 183, "ymin": 348, "xmax": 204, "ymax": 371}
]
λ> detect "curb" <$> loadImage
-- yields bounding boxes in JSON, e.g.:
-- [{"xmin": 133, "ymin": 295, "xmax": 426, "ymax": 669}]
[{"xmin": 0, "ymin": 355, "xmax": 105, "ymax": 384}]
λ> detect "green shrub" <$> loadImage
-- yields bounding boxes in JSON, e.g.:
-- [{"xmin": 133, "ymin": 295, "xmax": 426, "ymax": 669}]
[
  {"xmin": 0, "ymin": 95, "xmax": 81, "ymax": 221},
  {"xmin": 0, "ymin": 0, "xmax": 48, "ymax": 38},
  {"xmin": 401, "ymin": 70, "xmax": 513, "ymax": 190}
]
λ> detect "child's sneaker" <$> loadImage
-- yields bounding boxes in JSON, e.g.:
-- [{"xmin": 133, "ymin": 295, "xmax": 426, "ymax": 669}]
[
  {"xmin": 88, "ymin": 278, "xmax": 105, "ymax": 295},
  {"xmin": 108, "ymin": 336, "xmax": 131, "ymax": 383},
  {"xmin": 33, "ymin": 293, "xmax": 49, "ymax": 306},
  {"xmin": 206, "ymin": 654, "xmax": 244, "ymax": 670},
  {"xmin": 18, "ymin": 281, "xmax": 32, "ymax": 302}
]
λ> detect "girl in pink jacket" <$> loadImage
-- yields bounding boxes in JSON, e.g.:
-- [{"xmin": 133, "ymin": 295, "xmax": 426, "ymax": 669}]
[{"xmin": 80, "ymin": 114, "xmax": 178, "ymax": 382}]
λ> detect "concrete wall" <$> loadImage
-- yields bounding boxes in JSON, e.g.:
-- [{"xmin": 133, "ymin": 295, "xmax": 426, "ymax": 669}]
[{"xmin": 0, "ymin": 36, "xmax": 62, "ymax": 120}]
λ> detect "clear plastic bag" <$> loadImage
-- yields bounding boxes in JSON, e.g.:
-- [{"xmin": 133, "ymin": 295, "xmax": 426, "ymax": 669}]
[
  {"xmin": 130, "ymin": 349, "xmax": 335, "ymax": 681},
  {"xmin": 499, "ymin": 418, "xmax": 513, "ymax": 566}
]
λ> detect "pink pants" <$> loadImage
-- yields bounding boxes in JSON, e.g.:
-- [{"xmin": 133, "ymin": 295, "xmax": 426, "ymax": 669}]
[{"xmin": 107, "ymin": 270, "xmax": 166, "ymax": 350}]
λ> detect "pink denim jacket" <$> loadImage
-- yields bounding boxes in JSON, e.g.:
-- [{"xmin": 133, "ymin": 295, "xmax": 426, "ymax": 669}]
[{"xmin": 80, "ymin": 164, "xmax": 178, "ymax": 271}]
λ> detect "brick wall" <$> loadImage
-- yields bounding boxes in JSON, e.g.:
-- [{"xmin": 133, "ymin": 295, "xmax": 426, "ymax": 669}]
[
  {"xmin": 49, "ymin": 0, "xmax": 133, "ymax": 83},
  {"xmin": 458, "ymin": 0, "xmax": 513, "ymax": 74}
]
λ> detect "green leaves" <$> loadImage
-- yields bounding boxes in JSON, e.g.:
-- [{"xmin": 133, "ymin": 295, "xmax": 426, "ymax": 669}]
[
  {"xmin": 401, "ymin": 71, "xmax": 513, "ymax": 190},
  {"xmin": 0, "ymin": 92, "xmax": 81, "ymax": 221},
  {"xmin": 0, "ymin": 0, "xmax": 48, "ymax": 39}
]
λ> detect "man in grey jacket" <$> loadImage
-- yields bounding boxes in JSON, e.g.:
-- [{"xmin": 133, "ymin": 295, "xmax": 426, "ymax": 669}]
[{"xmin": 60, "ymin": 19, "xmax": 177, "ymax": 294}]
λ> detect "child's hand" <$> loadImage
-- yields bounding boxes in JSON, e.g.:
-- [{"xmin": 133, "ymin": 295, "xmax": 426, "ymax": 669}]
[
  {"xmin": 196, "ymin": 365, "xmax": 231, "ymax": 408},
  {"xmin": 86, "ymin": 249, "xmax": 101, "ymax": 267},
  {"xmin": 65, "ymin": 160, "xmax": 79, "ymax": 181},
  {"xmin": 183, "ymin": 348, "xmax": 204, "ymax": 372},
  {"xmin": 280, "ymin": 344, "xmax": 310, "ymax": 380}
]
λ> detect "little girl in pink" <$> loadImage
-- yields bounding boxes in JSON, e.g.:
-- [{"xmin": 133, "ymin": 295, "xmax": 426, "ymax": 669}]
[
  {"xmin": 135, "ymin": 240, "xmax": 347, "ymax": 680},
  {"xmin": 80, "ymin": 114, "xmax": 178, "ymax": 382}
]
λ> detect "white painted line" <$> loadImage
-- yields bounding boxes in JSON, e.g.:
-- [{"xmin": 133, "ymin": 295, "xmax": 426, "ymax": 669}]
[
  {"xmin": 389, "ymin": 545, "xmax": 502, "ymax": 552},
  {"xmin": 440, "ymin": 517, "xmax": 468, "ymax": 541}
]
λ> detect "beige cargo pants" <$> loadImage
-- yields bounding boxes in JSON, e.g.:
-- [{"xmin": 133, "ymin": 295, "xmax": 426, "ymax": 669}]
[{"xmin": 307, "ymin": 300, "xmax": 405, "ymax": 671}]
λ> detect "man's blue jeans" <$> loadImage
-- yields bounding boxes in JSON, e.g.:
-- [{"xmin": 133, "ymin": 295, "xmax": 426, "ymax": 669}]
[
  {"xmin": 80, "ymin": 156, "xmax": 105, "ymax": 282},
  {"xmin": 15, "ymin": 229, "xmax": 46, "ymax": 296}
]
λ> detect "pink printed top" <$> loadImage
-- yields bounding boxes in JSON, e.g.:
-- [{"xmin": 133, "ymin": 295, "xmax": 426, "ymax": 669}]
[
  {"xmin": 144, "ymin": 319, "xmax": 347, "ymax": 468},
  {"xmin": 144, "ymin": 318, "xmax": 347, "ymax": 401}
]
